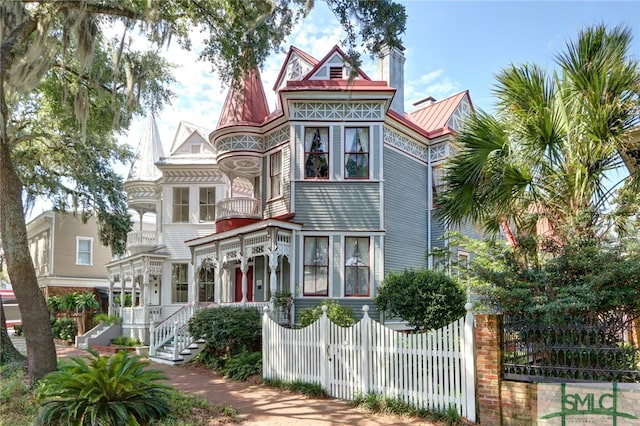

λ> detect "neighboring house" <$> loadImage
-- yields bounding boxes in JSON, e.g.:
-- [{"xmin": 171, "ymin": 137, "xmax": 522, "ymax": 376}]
[
  {"xmin": 25, "ymin": 210, "xmax": 112, "ymax": 304},
  {"xmin": 104, "ymin": 44, "xmax": 477, "ymax": 356}
]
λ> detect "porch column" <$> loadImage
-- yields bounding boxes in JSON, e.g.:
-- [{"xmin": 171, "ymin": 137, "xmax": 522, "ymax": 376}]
[
  {"xmin": 268, "ymin": 247, "xmax": 279, "ymax": 302},
  {"xmin": 240, "ymin": 254, "xmax": 248, "ymax": 303},
  {"xmin": 215, "ymin": 264, "xmax": 223, "ymax": 304},
  {"xmin": 191, "ymin": 264, "xmax": 198, "ymax": 306},
  {"xmin": 108, "ymin": 277, "xmax": 115, "ymax": 316}
]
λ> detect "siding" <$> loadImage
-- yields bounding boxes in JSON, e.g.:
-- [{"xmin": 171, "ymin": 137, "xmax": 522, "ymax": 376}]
[
  {"xmin": 162, "ymin": 225, "xmax": 214, "ymax": 259},
  {"xmin": 293, "ymin": 297, "xmax": 380, "ymax": 323},
  {"xmin": 52, "ymin": 214, "xmax": 111, "ymax": 278},
  {"xmin": 294, "ymin": 182, "xmax": 380, "ymax": 230},
  {"xmin": 264, "ymin": 145, "xmax": 291, "ymax": 218},
  {"xmin": 383, "ymin": 147, "xmax": 429, "ymax": 274},
  {"xmin": 430, "ymin": 213, "xmax": 447, "ymax": 250}
]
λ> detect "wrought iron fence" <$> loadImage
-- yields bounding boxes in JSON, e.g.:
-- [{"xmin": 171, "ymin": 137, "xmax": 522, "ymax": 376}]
[{"xmin": 502, "ymin": 315, "xmax": 640, "ymax": 382}]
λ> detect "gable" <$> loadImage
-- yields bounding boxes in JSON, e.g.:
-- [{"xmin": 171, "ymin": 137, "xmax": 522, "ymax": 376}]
[
  {"xmin": 303, "ymin": 45, "xmax": 370, "ymax": 82},
  {"xmin": 446, "ymin": 96, "xmax": 472, "ymax": 133},
  {"xmin": 273, "ymin": 47, "xmax": 318, "ymax": 92},
  {"xmin": 169, "ymin": 121, "xmax": 213, "ymax": 155}
]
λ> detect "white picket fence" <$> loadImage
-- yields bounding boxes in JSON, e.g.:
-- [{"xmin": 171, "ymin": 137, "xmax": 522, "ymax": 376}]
[{"xmin": 262, "ymin": 304, "xmax": 476, "ymax": 423}]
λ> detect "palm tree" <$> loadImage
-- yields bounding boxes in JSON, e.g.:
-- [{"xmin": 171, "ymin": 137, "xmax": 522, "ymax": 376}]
[{"xmin": 439, "ymin": 24, "xmax": 640, "ymax": 252}]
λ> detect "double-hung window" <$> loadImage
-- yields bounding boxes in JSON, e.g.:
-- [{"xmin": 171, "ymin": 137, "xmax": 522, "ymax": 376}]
[
  {"xmin": 197, "ymin": 263, "xmax": 215, "ymax": 302},
  {"xmin": 172, "ymin": 263, "xmax": 189, "ymax": 303},
  {"xmin": 344, "ymin": 127, "xmax": 369, "ymax": 179},
  {"xmin": 344, "ymin": 237, "xmax": 370, "ymax": 296},
  {"xmin": 173, "ymin": 187, "xmax": 190, "ymax": 223},
  {"xmin": 303, "ymin": 237, "xmax": 329, "ymax": 296},
  {"xmin": 304, "ymin": 127, "xmax": 329, "ymax": 179},
  {"xmin": 76, "ymin": 237, "xmax": 93, "ymax": 266},
  {"xmin": 270, "ymin": 151, "xmax": 282, "ymax": 198},
  {"xmin": 199, "ymin": 187, "xmax": 216, "ymax": 222}
]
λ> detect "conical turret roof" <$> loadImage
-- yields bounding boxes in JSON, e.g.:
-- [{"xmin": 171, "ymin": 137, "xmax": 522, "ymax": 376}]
[
  {"xmin": 127, "ymin": 114, "xmax": 164, "ymax": 182},
  {"xmin": 216, "ymin": 69, "xmax": 269, "ymax": 129}
]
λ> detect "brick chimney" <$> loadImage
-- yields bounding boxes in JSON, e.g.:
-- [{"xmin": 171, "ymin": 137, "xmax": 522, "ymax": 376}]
[{"xmin": 377, "ymin": 45, "xmax": 406, "ymax": 115}]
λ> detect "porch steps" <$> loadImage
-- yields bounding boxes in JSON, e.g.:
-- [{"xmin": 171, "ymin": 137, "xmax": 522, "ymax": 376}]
[{"xmin": 149, "ymin": 338, "xmax": 207, "ymax": 365}]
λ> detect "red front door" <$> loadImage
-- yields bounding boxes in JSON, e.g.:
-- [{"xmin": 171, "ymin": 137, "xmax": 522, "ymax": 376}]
[{"xmin": 234, "ymin": 266, "xmax": 253, "ymax": 302}]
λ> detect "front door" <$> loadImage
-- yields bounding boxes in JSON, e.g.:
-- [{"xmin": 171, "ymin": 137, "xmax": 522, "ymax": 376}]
[{"xmin": 235, "ymin": 266, "xmax": 253, "ymax": 302}]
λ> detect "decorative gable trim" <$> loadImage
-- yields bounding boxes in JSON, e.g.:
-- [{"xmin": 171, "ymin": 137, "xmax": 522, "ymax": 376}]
[
  {"xmin": 446, "ymin": 96, "xmax": 472, "ymax": 133},
  {"xmin": 290, "ymin": 102, "xmax": 384, "ymax": 121},
  {"xmin": 162, "ymin": 169, "xmax": 225, "ymax": 183},
  {"xmin": 383, "ymin": 127, "xmax": 429, "ymax": 163}
]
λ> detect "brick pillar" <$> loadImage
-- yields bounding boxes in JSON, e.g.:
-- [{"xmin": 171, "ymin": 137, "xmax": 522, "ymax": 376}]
[{"xmin": 475, "ymin": 314, "xmax": 502, "ymax": 425}]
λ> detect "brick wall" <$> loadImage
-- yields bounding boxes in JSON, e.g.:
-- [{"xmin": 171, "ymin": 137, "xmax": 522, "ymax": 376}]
[
  {"xmin": 475, "ymin": 314, "xmax": 538, "ymax": 425},
  {"xmin": 475, "ymin": 314, "xmax": 502, "ymax": 425}
]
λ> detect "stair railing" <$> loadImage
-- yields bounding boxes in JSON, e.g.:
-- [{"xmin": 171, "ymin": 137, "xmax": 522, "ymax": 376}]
[{"xmin": 149, "ymin": 303, "xmax": 195, "ymax": 357}]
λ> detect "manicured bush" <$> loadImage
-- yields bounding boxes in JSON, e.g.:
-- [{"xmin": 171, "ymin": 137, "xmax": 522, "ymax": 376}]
[
  {"xmin": 375, "ymin": 269, "xmax": 466, "ymax": 331},
  {"xmin": 299, "ymin": 300, "xmax": 356, "ymax": 328},
  {"xmin": 188, "ymin": 306, "xmax": 261, "ymax": 357},
  {"xmin": 110, "ymin": 336, "xmax": 141, "ymax": 346},
  {"xmin": 36, "ymin": 350, "xmax": 170, "ymax": 425}
]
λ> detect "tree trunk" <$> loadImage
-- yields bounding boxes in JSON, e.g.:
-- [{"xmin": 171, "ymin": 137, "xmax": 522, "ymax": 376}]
[
  {"xmin": 0, "ymin": 296, "xmax": 26, "ymax": 365},
  {"xmin": 0, "ymin": 136, "xmax": 57, "ymax": 383}
]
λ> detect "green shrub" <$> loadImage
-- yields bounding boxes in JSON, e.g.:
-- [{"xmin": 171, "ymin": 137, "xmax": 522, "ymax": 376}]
[
  {"xmin": 349, "ymin": 393, "xmax": 464, "ymax": 425},
  {"xmin": 221, "ymin": 351, "xmax": 262, "ymax": 381},
  {"xmin": 375, "ymin": 269, "xmax": 466, "ymax": 331},
  {"xmin": 299, "ymin": 300, "xmax": 356, "ymax": 328},
  {"xmin": 36, "ymin": 350, "xmax": 170, "ymax": 425},
  {"xmin": 92, "ymin": 313, "xmax": 121, "ymax": 326},
  {"xmin": 188, "ymin": 306, "xmax": 261, "ymax": 357},
  {"xmin": 0, "ymin": 364, "xmax": 39, "ymax": 424},
  {"xmin": 12, "ymin": 324, "xmax": 23, "ymax": 336},
  {"xmin": 50, "ymin": 317, "xmax": 78, "ymax": 341},
  {"xmin": 110, "ymin": 336, "xmax": 142, "ymax": 346}
]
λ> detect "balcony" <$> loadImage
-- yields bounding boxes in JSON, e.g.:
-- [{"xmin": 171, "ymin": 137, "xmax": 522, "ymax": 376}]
[
  {"xmin": 215, "ymin": 198, "xmax": 262, "ymax": 232},
  {"xmin": 126, "ymin": 230, "xmax": 158, "ymax": 254}
]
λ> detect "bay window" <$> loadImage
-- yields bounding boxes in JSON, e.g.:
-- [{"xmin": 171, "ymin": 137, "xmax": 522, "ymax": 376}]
[
  {"xmin": 304, "ymin": 127, "xmax": 329, "ymax": 179},
  {"xmin": 270, "ymin": 151, "xmax": 282, "ymax": 198},
  {"xmin": 345, "ymin": 127, "xmax": 369, "ymax": 179}
]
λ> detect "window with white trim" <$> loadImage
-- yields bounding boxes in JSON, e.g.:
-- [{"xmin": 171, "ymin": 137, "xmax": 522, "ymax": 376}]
[
  {"xmin": 344, "ymin": 127, "xmax": 369, "ymax": 179},
  {"xmin": 303, "ymin": 237, "xmax": 328, "ymax": 296},
  {"xmin": 270, "ymin": 151, "xmax": 282, "ymax": 198},
  {"xmin": 199, "ymin": 187, "xmax": 216, "ymax": 222},
  {"xmin": 173, "ymin": 187, "xmax": 190, "ymax": 223},
  {"xmin": 197, "ymin": 261, "xmax": 215, "ymax": 302},
  {"xmin": 304, "ymin": 127, "xmax": 329, "ymax": 179},
  {"xmin": 344, "ymin": 237, "xmax": 370, "ymax": 296},
  {"xmin": 76, "ymin": 237, "xmax": 93, "ymax": 266},
  {"xmin": 172, "ymin": 263, "xmax": 189, "ymax": 303}
]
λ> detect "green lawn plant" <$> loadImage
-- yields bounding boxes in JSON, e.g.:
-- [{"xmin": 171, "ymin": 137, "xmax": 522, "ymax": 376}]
[
  {"xmin": 299, "ymin": 300, "xmax": 356, "ymax": 328},
  {"xmin": 50, "ymin": 317, "xmax": 78, "ymax": 342},
  {"xmin": 36, "ymin": 350, "xmax": 170, "ymax": 425}
]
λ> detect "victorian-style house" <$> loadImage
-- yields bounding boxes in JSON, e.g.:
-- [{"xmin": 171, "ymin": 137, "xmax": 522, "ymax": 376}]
[{"xmin": 99, "ymin": 44, "xmax": 474, "ymax": 363}]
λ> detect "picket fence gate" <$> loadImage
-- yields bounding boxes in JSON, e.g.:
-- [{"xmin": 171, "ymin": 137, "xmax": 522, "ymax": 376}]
[{"xmin": 262, "ymin": 304, "xmax": 476, "ymax": 423}]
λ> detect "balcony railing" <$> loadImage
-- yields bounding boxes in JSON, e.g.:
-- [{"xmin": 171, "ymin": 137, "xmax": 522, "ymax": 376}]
[
  {"xmin": 126, "ymin": 230, "xmax": 157, "ymax": 248},
  {"xmin": 215, "ymin": 197, "xmax": 261, "ymax": 221}
]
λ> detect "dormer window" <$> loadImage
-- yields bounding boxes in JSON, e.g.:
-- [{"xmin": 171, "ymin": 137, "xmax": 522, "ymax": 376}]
[{"xmin": 329, "ymin": 66, "xmax": 343, "ymax": 79}]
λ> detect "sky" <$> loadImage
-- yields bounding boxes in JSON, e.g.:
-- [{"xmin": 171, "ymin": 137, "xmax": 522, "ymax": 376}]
[{"xmin": 118, "ymin": 0, "xmax": 639, "ymax": 166}]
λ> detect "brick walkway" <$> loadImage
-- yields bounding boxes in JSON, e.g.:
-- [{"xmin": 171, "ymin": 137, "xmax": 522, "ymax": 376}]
[{"xmin": 11, "ymin": 337, "xmax": 435, "ymax": 425}]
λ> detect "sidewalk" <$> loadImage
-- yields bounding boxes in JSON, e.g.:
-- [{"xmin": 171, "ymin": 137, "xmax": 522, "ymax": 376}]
[{"xmin": 10, "ymin": 337, "xmax": 433, "ymax": 425}]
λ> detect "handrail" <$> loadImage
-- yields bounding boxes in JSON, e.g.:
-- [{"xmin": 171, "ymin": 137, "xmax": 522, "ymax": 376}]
[
  {"xmin": 149, "ymin": 304, "xmax": 194, "ymax": 357},
  {"xmin": 215, "ymin": 197, "xmax": 261, "ymax": 221}
]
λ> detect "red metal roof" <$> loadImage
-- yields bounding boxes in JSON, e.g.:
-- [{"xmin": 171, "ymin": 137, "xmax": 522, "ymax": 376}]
[
  {"xmin": 408, "ymin": 91, "xmax": 469, "ymax": 135},
  {"xmin": 217, "ymin": 69, "xmax": 270, "ymax": 129}
]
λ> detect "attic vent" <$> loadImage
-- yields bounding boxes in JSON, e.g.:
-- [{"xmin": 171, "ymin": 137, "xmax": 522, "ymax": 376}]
[
  {"xmin": 329, "ymin": 66, "xmax": 343, "ymax": 79},
  {"xmin": 191, "ymin": 144, "xmax": 201, "ymax": 154}
]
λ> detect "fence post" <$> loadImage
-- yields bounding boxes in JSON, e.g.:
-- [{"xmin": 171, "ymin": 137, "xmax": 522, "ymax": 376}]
[
  {"xmin": 463, "ymin": 302, "xmax": 476, "ymax": 423},
  {"xmin": 320, "ymin": 304, "xmax": 329, "ymax": 392},
  {"xmin": 475, "ymin": 314, "xmax": 503, "ymax": 426},
  {"xmin": 361, "ymin": 305, "xmax": 370, "ymax": 395},
  {"xmin": 262, "ymin": 306, "xmax": 269, "ymax": 380}
]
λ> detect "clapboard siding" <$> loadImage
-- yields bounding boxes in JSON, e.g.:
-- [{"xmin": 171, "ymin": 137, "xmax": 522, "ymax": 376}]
[
  {"xmin": 430, "ymin": 213, "xmax": 447, "ymax": 250},
  {"xmin": 294, "ymin": 182, "xmax": 380, "ymax": 230},
  {"xmin": 162, "ymin": 225, "xmax": 213, "ymax": 259},
  {"xmin": 293, "ymin": 297, "xmax": 380, "ymax": 323},
  {"xmin": 264, "ymin": 145, "xmax": 291, "ymax": 218},
  {"xmin": 383, "ymin": 147, "xmax": 429, "ymax": 274}
]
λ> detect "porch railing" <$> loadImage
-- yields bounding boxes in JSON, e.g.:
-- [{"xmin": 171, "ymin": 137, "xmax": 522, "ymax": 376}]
[
  {"xmin": 215, "ymin": 198, "xmax": 261, "ymax": 221},
  {"xmin": 149, "ymin": 304, "xmax": 195, "ymax": 359},
  {"xmin": 126, "ymin": 230, "xmax": 157, "ymax": 248}
]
